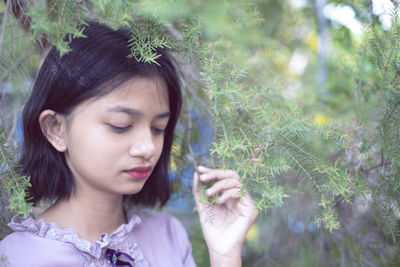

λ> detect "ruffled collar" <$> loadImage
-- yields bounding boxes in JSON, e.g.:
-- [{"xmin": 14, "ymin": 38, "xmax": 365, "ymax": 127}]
[{"xmin": 8, "ymin": 208, "xmax": 142, "ymax": 259}]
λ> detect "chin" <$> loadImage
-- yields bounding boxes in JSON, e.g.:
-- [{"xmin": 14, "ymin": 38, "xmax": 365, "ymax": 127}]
[
  {"xmin": 120, "ymin": 185, "xmax": 146, "ymax": 195},
  {"xmin": 114, "ymin": 176, "xmax": 149, "ymax": 195}
]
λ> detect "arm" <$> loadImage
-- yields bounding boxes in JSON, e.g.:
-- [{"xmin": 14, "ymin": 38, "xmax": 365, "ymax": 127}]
[{"xmin": 192, "ymin": 166, "xmax": 258, "ymax": 267}]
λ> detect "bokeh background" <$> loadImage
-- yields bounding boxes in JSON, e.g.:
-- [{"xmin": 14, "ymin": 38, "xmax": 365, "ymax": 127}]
[{"xmin": 1, "ymin": 0, "xmax": 400, "ymax": 266}]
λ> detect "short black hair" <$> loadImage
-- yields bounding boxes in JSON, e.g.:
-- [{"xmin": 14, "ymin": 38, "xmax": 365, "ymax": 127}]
[{"xmin": 20, "ymin": 21, "xmax": 182, "ymax": 207}]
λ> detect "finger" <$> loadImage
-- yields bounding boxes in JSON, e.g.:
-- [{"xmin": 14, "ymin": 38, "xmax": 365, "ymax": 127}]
[
  {"xmin": 199, "ymin": 168, "xmax": 240, "ymax": 182},
  {"xmin": 197, "ymin": 165, "xmax": 212, "ymax": 174},
  {"xmin": 237, "ymin": 193, "xmax": 259, "ymax": 220},
  {"xmin": 192, "ymin": 171, "xmax": 200, "ymax": 204},
  {"xmin": 217, "ymin": 187, "xmax": 241, "ymax": 204},
  {"xmin": 192, "ymin": 171, "xmax": 210, "ymax": 215},
  {"xmin": 205, "ymin": 178, "xmax": 242, "ymax": 197}
]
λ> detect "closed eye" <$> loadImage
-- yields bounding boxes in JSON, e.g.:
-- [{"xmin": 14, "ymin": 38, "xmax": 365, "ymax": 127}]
[
  {"xmin": 152, "ymin": 127, "xmax": 166, "ymax": 136},
  {"xmin": 108, "ymin": 124, "xmax": 131, "ymax": 133}
]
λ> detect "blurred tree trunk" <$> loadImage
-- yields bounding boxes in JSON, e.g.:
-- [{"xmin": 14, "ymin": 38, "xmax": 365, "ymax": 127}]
[{"xmin": 316, "ymin": 0, "xmax": 328, "ymax": 98}]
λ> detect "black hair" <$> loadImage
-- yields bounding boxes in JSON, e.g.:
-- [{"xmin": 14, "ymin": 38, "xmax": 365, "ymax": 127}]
[{"xmin": 20, "ymin": 21, "xmax": 182, "ymax": 207}]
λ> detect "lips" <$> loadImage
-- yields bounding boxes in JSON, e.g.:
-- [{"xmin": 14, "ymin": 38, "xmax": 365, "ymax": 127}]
[{"xmin": 125, "ymin": 166, "xmax": 152, "ymax": 179}]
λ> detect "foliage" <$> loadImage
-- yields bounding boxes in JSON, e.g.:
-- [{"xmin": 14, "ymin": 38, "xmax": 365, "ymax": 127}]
[
  {"xmin": 0, "ymin": 129, "xmax": 32, "ymax": 239},
  {"xmin": 28, "ymin": 0, "xmax": 87, "ymax": 55},
  {"xmin": 352, "ymin": 14, "xmax": 400, "ymax": 242},
  {"xmin": 200, "ymin": 50, "xmax": 365, "ymax": 231},
  {"xmin": 0, "ymin": 129, "xmax": 32, "ymax": 216}
]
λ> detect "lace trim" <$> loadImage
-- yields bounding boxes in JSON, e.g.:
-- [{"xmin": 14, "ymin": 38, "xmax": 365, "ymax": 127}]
[{"xmin": 8, "ymin": 208, "xmax": 148, "ymax": 266}]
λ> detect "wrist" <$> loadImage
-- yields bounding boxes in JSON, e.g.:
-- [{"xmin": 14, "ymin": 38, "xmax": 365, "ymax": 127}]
[{"xmin": 208, "ymin": 247, "xmax": 242, "ymax": 267}]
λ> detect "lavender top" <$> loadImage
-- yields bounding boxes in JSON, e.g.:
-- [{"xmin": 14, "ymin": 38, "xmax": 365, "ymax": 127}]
[{"xmin": 0, "ymin": 208, "xmax": 196, "ymax": 267}]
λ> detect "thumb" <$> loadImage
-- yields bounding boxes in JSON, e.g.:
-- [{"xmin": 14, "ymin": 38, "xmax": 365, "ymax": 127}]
[
  {"xmin": 192, "ymin": 171, "xmax": 208, "ymax": 215},
  {"xmin": 192, "ymin": 171, "xmax": 200, "ymax": 205}
]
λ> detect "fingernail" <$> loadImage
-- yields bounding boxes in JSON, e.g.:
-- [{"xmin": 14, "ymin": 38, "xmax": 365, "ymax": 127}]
[
  {"xmin": 206, "ymin": 189, "xmax": 212, "ymax": 196},
  {"xmin": 200, "ymin": 174, "xmax": 208, "ymax": 180},
  {"xmin": 198, "ymin": 165, "xmax": 207, "ymax": 171}
]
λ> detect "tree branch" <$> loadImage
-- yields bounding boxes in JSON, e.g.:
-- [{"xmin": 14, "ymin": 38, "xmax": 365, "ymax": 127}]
[
  {"xmin": 4, "ymin": 0, "xmax": 51, "ymax": 53},
  {"xmin": 0, "ymin": 50, "xmax": 33, "ymax": 82},
  {"xmin": 0, "ymin": 0, "xmax": 11, "ymax": 57},
  {"xmin": 362, "ymin": 149, "xmax": 385, "ymax": 175},
  {"xmin": 385, "ymin": 100, "xmax": 400, "ymax": 121}
]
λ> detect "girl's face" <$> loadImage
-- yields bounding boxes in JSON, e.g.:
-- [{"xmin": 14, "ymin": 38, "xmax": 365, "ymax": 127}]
[{"xmin": 62, "ymin": 77, "xmax": 170, "ymax": 198}]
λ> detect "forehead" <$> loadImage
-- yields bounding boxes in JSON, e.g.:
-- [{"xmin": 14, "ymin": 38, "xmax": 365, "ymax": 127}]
[
  {"xmin": 106, "ymin": 76, "xmax": 169, "ymax": 106},
  {"xmin": 73, "ymin": 76, "xmax": 170, "ymax": 116}
]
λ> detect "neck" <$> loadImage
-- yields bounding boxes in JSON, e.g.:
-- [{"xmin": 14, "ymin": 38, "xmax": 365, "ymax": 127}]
[{"xmin": 37, "ymin": 190, "xmax": 126, "ymax": 242}]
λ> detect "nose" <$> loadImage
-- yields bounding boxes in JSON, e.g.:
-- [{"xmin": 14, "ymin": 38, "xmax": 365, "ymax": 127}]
[{"xmin": 128, "ymin": 127, "xmax": 156, "ymax": 161}]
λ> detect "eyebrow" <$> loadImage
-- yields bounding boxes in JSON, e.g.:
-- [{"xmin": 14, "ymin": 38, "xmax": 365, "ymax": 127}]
[{"xmin": 106, "ymin": 106, "xmax": 170, "ymax": 119}]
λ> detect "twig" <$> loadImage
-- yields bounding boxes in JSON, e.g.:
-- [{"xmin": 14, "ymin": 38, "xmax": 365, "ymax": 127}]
[
  {"xmin": 384, "ymin": 46, "xmax": 394, "ymax": 78},
  {"xmin": 167, "ymin": 23, "xmax": 183, "ymax": 40},
  {"xmin": 185, "ymin": 98, "xmax": 198, "ymax": 169},
  {"xmin": 390, "ymin": 70, "xmax": 400, "ymax": 86},
  {"xmin": 385, "ymin": 100, "xmax": 400, "ymax": 121},
  {"xmin": 0, "ymin": 50, "xmax": 34, "ymax": 82},
  {"xmin": 0, "ymin": 0, "xmax": 11, "ymax": 58},
  {"xmin": 9, "ymin": 0, "xmax": 32, "ymax": 32},
  {"xmin": 181, "ymin": 69, "xmax": 214, "ymax": 118},
  {"xmin": 167, "ymin": 23, "xmax": 214, "ymax": 119},
  {"xmin": 0, "ymin": 135, "xmax": 22, "ymax": 192},
  {"xmin": 363, "ymin": 149, "xmax": 385, "ymax": 174},
  {"xmin": 6, "ymin": 107, "xmax": 20, "ymax": 143},
  {"xmin": 221, "ymin": 123, "xmax": 229, "ymax": 145},
  {"xmin": 285, "ymin": 150, "xmax": 324, "ymax": 196},
  {"xmin": 8, "ymin": 0, "xmax": 51, "ymax": 53},
  {"xmin": 278, "ymin": 132, "xmax": 319, "ymax": 163}
]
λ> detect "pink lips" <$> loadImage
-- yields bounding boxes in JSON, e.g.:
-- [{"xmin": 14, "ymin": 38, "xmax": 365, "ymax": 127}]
[{"xmin": 125, "ymin": 166, "xmax": 152, "ymax": 179}]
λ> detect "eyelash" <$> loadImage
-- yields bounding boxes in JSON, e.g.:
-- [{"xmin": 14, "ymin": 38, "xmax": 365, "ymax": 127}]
[
  {"xmin": 152, "ymin": 127, "xmax": 166, "ymax": 136},
  {"xmin": 108, "ymin": 124, "xmax": 131, "ymax": 133},
  {"xmin": 108, "ymin": 124, "xmax": 166, "ymax": 135}
]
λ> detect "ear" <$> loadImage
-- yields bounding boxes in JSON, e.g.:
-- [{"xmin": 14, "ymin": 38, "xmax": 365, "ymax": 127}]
[{"xmin": 38, "ymin": 110, "xmax": 68, "ymax": 152}]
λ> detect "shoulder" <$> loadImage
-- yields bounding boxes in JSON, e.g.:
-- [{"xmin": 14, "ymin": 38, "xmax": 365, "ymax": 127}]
[
  {"xmin": 130, "ymin": 209, "xmax": 196, "ymax": 267},
  {"xmin": 136, "ymin": 209, "xmax": 184, "ymax": 230},
  {"xmin": 0, "ymin": 231, "xmax": 86, "ymax": 267},
  {"xmin": 135, "ymin": 209, "xmax": 192, "ymax": 241}
]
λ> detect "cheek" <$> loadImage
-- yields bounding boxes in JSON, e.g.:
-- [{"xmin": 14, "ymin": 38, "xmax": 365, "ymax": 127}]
[
  {"xmin": 154, "ymin": 137, "xmax": 165, "ymax": 161},
  {"xmin": 67, "ymin": 125, "xmax": 124, "ymax": 171},
  {"xmin": 157, "ymin": 139, "xmax": 164, "ymax": 155}
]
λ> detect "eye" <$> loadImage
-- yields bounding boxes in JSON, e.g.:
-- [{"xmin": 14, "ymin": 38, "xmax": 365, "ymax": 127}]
[
  {"xmin": 108, "ymin": 124, "xmax": 131, "ymax": 133},
  {"xmin": 152, "ymin": 127, "xmax": 166, "ymax": 136}
]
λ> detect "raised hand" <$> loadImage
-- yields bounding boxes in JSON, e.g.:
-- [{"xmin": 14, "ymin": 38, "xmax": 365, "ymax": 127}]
[{"xmin": 192, "ymin": 166, "xmax": 258, "ymax": 267}]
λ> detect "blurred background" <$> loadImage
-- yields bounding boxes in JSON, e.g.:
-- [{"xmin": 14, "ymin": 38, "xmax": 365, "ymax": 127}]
[{"xmin": 1, "ymin": 0, "xmax": 400, "ymax": 266}]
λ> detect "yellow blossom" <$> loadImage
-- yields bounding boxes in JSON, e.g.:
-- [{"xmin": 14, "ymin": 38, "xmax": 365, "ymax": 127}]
[
  {"xmin": 314, "ymin": 114, "xmax": 330, "ymax": 125},
  {"xmin": 306, "ymin": 33, "xmax": 318, "ymax": 52},
  {"xmin": 170, "ymin": 157, "xmax": 177, "ymax": 171},
  {"xmin": 170, "ymin": 145, "xmax": 181, "ymax": 171},
  {"xmin": 246, "ymin": 224, "xmax": 259, "ymax": 242}
]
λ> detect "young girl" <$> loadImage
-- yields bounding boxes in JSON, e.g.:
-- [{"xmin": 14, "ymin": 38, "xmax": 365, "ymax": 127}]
[{"xmin": 0, "ymin": 21, "xmax": 257, "ymax": 267}]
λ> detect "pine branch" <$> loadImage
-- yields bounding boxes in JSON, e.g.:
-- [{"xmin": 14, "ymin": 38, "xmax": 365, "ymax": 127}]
[{"xmin": 0, "ymin": 129, "xmax": 32, "ymax": 217}]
